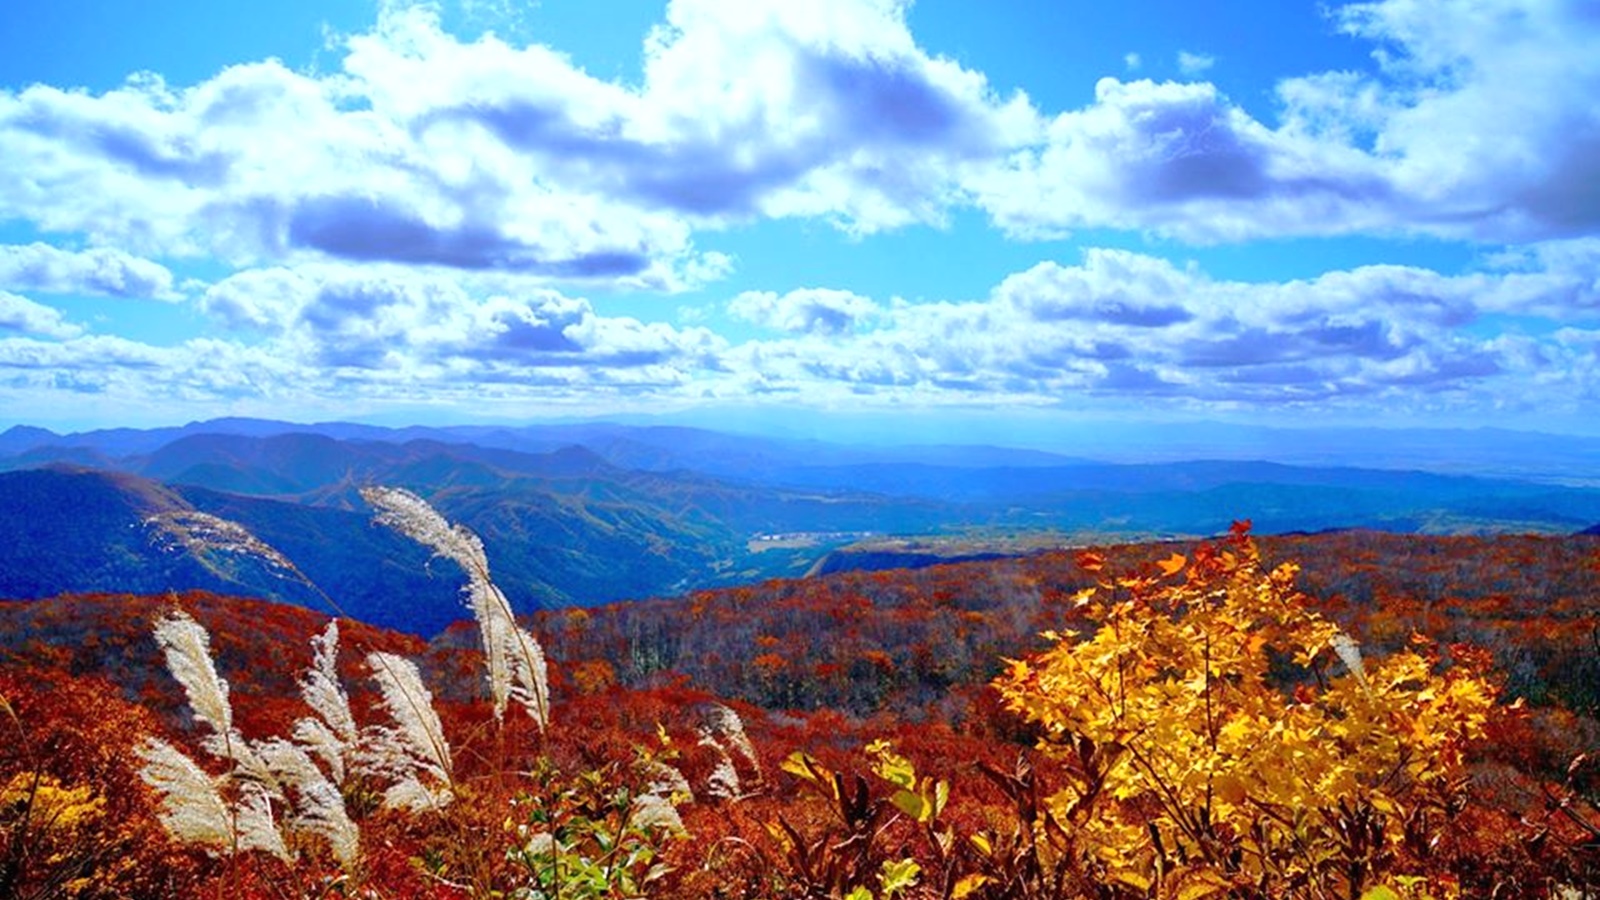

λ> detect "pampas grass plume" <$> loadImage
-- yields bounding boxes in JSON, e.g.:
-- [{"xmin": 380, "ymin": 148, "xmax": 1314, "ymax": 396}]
[
  {"xmin": 153, "ymin": 610, "xmax": 233, "ymax": 736},
  {"xmin": 257, "ymin": 737, "xmax": 361, "ymax": 869},
  {"xmin": 295, "ymin": 621, "xmax": 358, "ymax": 782},
  {"xmin": 136, "ymin": 737, "xmax": 234, "ymax": 854},
  {"xmin": 362, "ymin": 486, "xmax": 550, "ymax": 727},
  {"xmin": 364, "ymin": 650, "xmax": 453, "ymax": 809}
]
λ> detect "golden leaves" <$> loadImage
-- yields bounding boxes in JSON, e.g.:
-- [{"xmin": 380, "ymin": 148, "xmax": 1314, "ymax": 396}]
[{"xmin": 991, "ymin": 529, "xmax": 1503, "ymax": 898}]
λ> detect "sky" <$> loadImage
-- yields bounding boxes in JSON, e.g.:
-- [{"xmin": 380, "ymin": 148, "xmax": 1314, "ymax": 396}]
[{"xmin": 0, "ymin": 0, "xmax": 1598, "ymax": 442}]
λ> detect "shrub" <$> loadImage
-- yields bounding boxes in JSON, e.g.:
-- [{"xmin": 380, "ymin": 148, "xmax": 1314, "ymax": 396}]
[{"xmin": 991, "ymin": 523, "xmax": 1503, "ymax": 898}]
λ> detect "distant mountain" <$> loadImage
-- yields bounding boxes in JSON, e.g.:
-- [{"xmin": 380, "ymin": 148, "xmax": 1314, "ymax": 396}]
[
  {"xmin": 0, "ymin": 417, "xmax": 305, "ymax": 458},
  {"xmin": 5, "ymin": 421, "xmax": 1600, "ymax": 636},
  {"xmin": 0, "ymin": 424, "xmax": 59, "ymax": 456},
  {"xmin": 0, "ymin": 467, "xmax": 464, "ymax": 634},
  {"xmin": 0, "ymin": 448, "xmax": 959, "ymax": 633},
  {"xmin": 12, "ymin": 415, "xmax": 1600, "ymax": 481},
  {"xmin": 10, "ymin": 422, "xmax": 1600, "ymax": 535}
]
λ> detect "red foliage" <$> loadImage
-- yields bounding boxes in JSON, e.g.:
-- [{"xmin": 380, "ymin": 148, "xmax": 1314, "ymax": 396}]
[{"xmin": 0, "ymin": 530, "xmax": 1597, "ymax": 895}]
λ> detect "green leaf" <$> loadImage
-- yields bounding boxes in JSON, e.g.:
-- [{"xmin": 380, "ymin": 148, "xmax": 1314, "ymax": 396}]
[
  {"xmin": 879, "ymin": 858, "xmax": 921, "ymax": 896},
  {"xmin": 889, "ymin": 788, "xmax": 925, "ymax": 821},
  {"xmin": 869, "ymin": 742, "xmax": 918, "ymax": 790}
]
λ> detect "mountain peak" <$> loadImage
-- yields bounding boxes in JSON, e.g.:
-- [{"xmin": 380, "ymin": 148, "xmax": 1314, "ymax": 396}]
[
  {"xmin": 0, "ymin": 424, "xmax": 60, "ymax": 455},
  {"xmin": 548, "ymin": 443, "xmax": 609, "ymax": 470}
]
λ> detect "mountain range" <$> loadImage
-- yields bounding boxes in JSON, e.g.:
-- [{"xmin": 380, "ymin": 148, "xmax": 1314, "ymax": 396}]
[{"xmin": 2, "ymin": 418, "xmax": 1598, "ymax": 636}]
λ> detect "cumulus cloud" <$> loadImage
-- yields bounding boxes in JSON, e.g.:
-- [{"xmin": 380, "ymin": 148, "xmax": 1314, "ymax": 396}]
[
  {"xmin": 728, "ymin": 288, "xmax": 880, "ymax": 335},
  {"xmin": 201, "ymin": 264, "xmax": 725, "ymax": 374},
  {"xmin": 1281, "ymin": 0, "xmax": 1600, "ymax": 238},
  {"xmin": 972, "ymin": 76, "xmax": 1392, "ymax": 241},
  {"xmin": 977, "ymin": 0, "xmax": 1600, "ymax": 242},
  {"xmin": 3, "ymin": 0, "xmax": 1596, "ymax": 258},
  {"xmin": 0, "ymin": 291, "xmax": 83, "ymax": 338},
  {"xmin": 0, "ymin": 243, "xmax": 179, "ymax": 299},
  {"xmin": 0, "ymin": 0, "xmax": 1035, "ymax": 286},
  {"xmin": 7, "ymin": 242, "xmax": 1600, "ymax": 422},
  {"xmin": 1, "ymin": 0, "xmax": 1597, "ymax": 427},
  {"xmin": 994, "ymin": 253, "xmax": 1194, "ymax": 327},
  {"xmin": 713, "ymin": 245, "xmax": 1600, "ymax": 414}
]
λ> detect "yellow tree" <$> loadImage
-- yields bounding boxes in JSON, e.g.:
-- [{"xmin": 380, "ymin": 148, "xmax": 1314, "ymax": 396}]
[{"xmin": 993, "ymin": 523, "xmax": 1499, "ymax": 900}]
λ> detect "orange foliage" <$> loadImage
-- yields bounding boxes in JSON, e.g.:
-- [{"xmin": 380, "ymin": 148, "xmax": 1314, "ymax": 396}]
[{"xmin": 0, "ymin": 528, "xmax": 1596, "ymax": 896}]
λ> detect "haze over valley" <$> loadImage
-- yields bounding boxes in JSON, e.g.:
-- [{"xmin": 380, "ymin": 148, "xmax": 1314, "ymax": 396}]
[{"xmin": 3, "ymin": 416, "xmax": 1597, "ymax": 635}]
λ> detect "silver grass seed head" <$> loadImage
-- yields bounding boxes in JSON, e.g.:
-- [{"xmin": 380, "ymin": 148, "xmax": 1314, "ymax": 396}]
[
  {"xmin": 1331, "ymin": 632, "xmax": 1367, "ymax": 686},
  {"xmin": 294, "ymin": 778, "xmax": 362, "ymax": 869},
  {"xmin": 365, "ymin": 650, "xmax": 453, "ymax": 792},
  {"xmin": 382, "ymin": 775, "xmax": 454, "ymax": 813},
  {"xmin": 234, "ymin": 782, "xmax": 291, "ymax": 861},
  {"xmin": 136, "ymin": 738, "xmax": 291, "ymax": 862},
  {"xmin": 300, "ymin": 621, "xmax": 358, "ymax": 745},
  {"xmin": 630, "ymin": 792, "xmax": 686, "ymax": 833},
  {"xmin": 469, "ymin": 580, "xmax": 514, "ymax": 719},
  {"xmin": 702, "ymin": 704, "xmax": 760, "ymax": 776},
  {"xmin": 361, "ymin": 486, "xmax": 487, "ymax": 575},
  {"xmin": 294, "ymin": 717, "xmax": 349, "ymax": 784},
  {"xmin": 509, "ymin": 624, "xmax": 551, "ymax": 730},
  {"xmin": 200, "ymin": 730, "xmax": 278, "ymax": 793},
  {"xmin": 137, "ymin": 737, "xmax": 233, "ymax": 853},
  {"xmin": 153, "ymin": 610, "xmax": 233, "ymax": 737},
  {"xmin": 146, "ymin": 511, "xmax": 303, "ymax": 581},
  {"xmin": 698, "ymin": 735, "xmax": 742, "ymax": 801},
  {"xmin": 256, "ymin": 738, "xmax": 361, "ymax": 869}
]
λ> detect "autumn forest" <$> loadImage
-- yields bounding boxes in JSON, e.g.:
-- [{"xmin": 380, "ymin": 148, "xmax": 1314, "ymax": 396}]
[{"xmin": 3, "ymin": 470, "xmax": 1599, "ymax": 897}]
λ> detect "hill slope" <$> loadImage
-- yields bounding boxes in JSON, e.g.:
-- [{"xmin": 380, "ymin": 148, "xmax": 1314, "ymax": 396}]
[{"xmin": 0, "ymin": 467, "xmax": 465, "ymax": 634}]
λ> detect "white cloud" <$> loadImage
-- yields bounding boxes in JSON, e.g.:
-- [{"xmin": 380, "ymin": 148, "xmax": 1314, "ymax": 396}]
[
  {"xmin": 712, "ymin": 245, "xmax": 1600, "ymax": 414},
  {"xmin": 1285, "ymin": 0, "xmax": 1600, "ymax": 238},
  {"xmin": 3, "ymin": 0, "xmax": 1596, "ymax": 261},
  {"xmin": 5, "ymin": 243, "xmax": 1598, "ymax": 422},
  {"xmin": 1124, "ymin": 52, "xmax": 1142, "ymax": 71},
  {"xmin": 0, "ymin": 0, "xmax": 1036, "ymax": 283},
  {"xmin": 202, "ymin": 264, "xmax": 727, "ymax": 377},
  {"xmin": 0, "ymin": 291, "xmax": 83, "ymax": 338},
  {"xmin": 728, "ymin": 288, "xmax": 881, "ymax": 335},
  {"xmin": 972, "ymin": 77, "xmax": 1390, "ymax": 242},
  {"xmin": 1177, "ymin": 51, "xmax": 1215, "ymax": 76},
  {"xmin": 994, "ymin": 252, "xmax": 1196, "ymax": 327},
  {"xmin": 0, "ymin": 243, "xmax": 179, "ymax": 300},
  {"xmin": 0, "ymin": 0, "xmax": 1598, "ymax": 429},
  {"xmin": 200, "ymin": 267, "xmax": 314, "ymax": 332},
  {"xmin": 977, "ymin": 1, "xmax": 1600, "ymax": 242}
]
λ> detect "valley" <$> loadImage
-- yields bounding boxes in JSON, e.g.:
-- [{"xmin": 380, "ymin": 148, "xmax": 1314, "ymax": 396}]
[{"xmin": 3, "ymin": 418, "xmax": 1599, "ymax": 637}]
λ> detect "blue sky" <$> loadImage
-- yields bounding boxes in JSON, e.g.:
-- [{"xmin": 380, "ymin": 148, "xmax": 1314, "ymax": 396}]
[{"xmin": 0, "ymin": 0, "xmax": 1597, "ymax": 441}]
